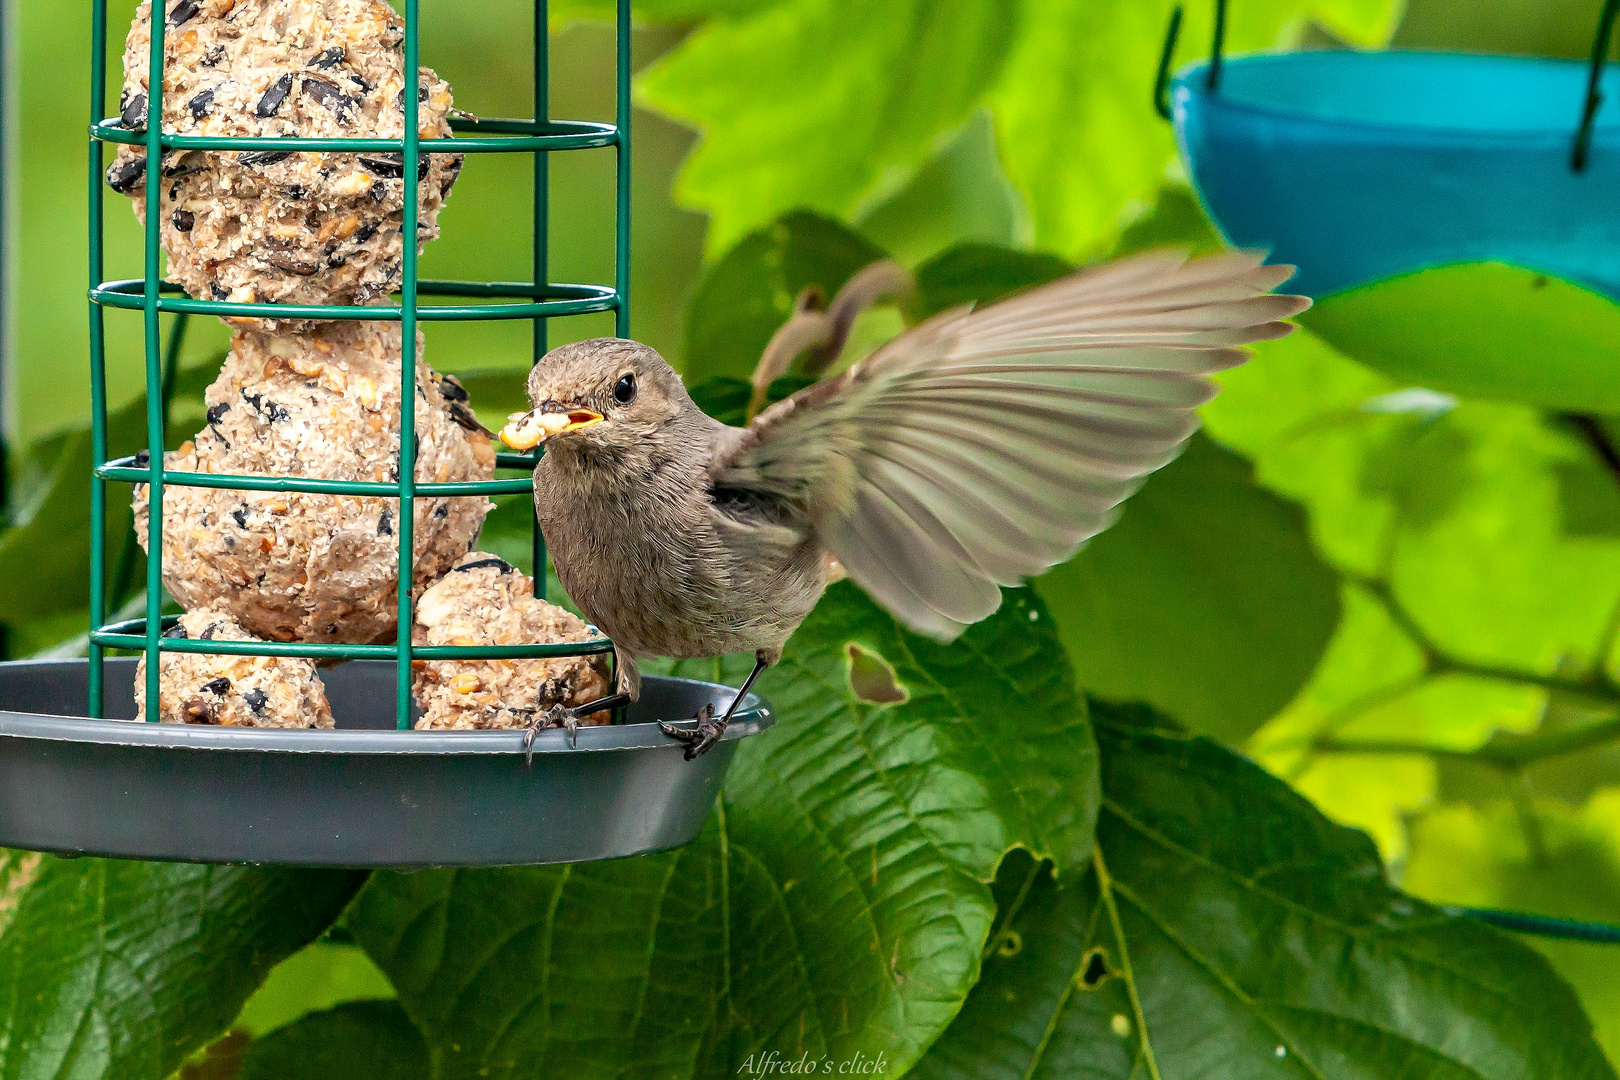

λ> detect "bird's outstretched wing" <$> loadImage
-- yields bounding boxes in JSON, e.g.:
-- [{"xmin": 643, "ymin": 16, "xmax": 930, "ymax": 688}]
[{"xmin": 709, "ymin": 248, "xmax": 1310, "ymax": 640}]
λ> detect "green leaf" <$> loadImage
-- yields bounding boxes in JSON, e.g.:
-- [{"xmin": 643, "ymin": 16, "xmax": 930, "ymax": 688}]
[
  {"xmin": 853, "ymin": 110, "xmax": 1024, "ymax": 265},
  {"xmin": 680, "ymin": 211, "xmax": 887, "ymax": 386},
  {"xmin": 1036, "ymin": 434, "xmax": 1341, "ymax": 744},
  {"xmin": 636, "ymin": 1, "xmax": 1020, "ymax": 257},
  {"xmin": 1107, "ymin": 183, "xmax": 1223, "ymax": 259},
  {"xmin": 234, "ymin": 941, "xmax": 397, "ymax": 1038},
  {"xmin": 1208, "ymin": 328, "xmax": 1620, "ymax": 862},
  {"xmin": 686, "ymin": 375, "xmax": 754, "ymax": 426},
  {"xmin": 237, "ymin": 1001, "xmax": 427, "ymax": 1080},
  {"xmin": 910, "ymin": 243, "xmax": 1071, "ymax": 320},
  {"xmin": 348, "ymin": 583, "xmax": 1097, "ymax": 1077},
  {"xmin": 0, "ymin": 860, "xmax": 364, "ymax": 1080},
  {"xmin": 990, "ymin": 0, "xmax": 1399, "ymax": 257},
  {"xmin": 1403, "ymin": 795, "xmax": 1620, "ymax": 1070},
  {"xmin": 0, "ymin": 358, "xmax": 215, "ymax": 630},
  {"xmin": 913, "ymin": 701, "xmax": 1618, "ymax": 1080},
  {"xmin": 1303, "ymin": 264, "xmax": 1620, "ymax": 412}
]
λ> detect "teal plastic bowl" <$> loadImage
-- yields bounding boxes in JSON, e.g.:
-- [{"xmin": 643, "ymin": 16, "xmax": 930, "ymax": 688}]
[{"xmin": 1170, "ymin": 50, "xmax": 1620, "ymax": 300}]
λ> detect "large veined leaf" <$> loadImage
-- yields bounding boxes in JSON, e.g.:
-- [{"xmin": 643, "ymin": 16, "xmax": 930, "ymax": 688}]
[
  {"xmin": 1405, "ymin": 795, "xmax": 1620, "ymax": 1069},
  {"xmin": 236, "ymin": 1001, "xmax": 427, "ymax": 1080},
  {"xmin": 347, "ymin": 582, "xmax": 1098, "ymax": 1078},
  {"xmin": 992, "ymin": 0, "xmax": 1399, "ymax": 258},
  {"xmin": 637, "ymin": 0, "xmax": 1021, "ymax": 257},
  {"xmin": 1036, "ymin": 434, "xmax": 1341, "ymax": 745},
  {"xmin": 912, "ymin": 701, "xmax": 1618, "ymax": 1080},
  {"xmin": 0, "ymin": 860, "xmax": 364, "ymax": 1080},
  {"xmin": 635, "ymin": 0, "xmax": 1399, "ymax": 260},
  {"xmin": 853, "ymin": 110, "xmax": 1024, "ymax": 265},
  {"xmin": 1303, "ymin": 264, "xmax": 1620, "ymax": 412}
]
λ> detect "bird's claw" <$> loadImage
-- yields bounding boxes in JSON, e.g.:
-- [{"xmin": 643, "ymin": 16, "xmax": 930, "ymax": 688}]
[
  {"xmin": 523, "ymin": 703, "xmax": 575, "ymax": 766},
  {"xmin": 658, "ymin": 703, "xmax": 727, "ymax": 761}
]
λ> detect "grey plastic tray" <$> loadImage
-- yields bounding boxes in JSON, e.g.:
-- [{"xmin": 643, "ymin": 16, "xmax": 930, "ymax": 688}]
[{"xmin": 0, "ymin": 659, "xmax": 772, "ymax": 867}]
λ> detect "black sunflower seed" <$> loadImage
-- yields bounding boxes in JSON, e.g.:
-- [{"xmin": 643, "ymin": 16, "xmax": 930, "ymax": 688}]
[
  {"xmin": 302, "ymin": 76, "xmax": 357, "ymax": 122},
  {"xmin": 201, "ymin": 45, "xmax": 226, "ymax": 67},
  {"xmin": 207, "ymin": 402, "xmax": 230, "ymax": 424},
  {"xmin": 200, "ymin": 677, "xmax": 231, "ymax": 695},
  {"xmin": 200, "ymin": 622, "xmax": 223, "ymax": 640},
  {"xmin": 353, "ymin": 222, "xmax": 378, "ymax": 244},
  {"xmin": 377, "ymin": 509, "xmax": 393, "ymax": 535},
  {"xmin": 106, "ymin": 154, "xmax": 146, "ymax": 194},
  {"xmin": 187, "ymin": 88, "xmax": 214, "ymax": 120},
  {"xmin": 171, "ymin": 209, "xmax": 195, "ymax": 231},
  {"xmin": 120, "ymin": 90, "xmax": 147, "ymax": 130},
  {"xmin": 210, "ymin": 282, "xmax": 229, "ymax": 300},
  {"xmin": 256, "ymin": 73, "xmax": 294, "ymax": 118},
  {"xmin": 162, "ymin": 622, "xmax": 188, "ymax": 639},
  {"xmin": 238, "ymin": 149, "xmax": 292, "ymax": 167},
  {"xmin": 243, "ymin": 688, "xmax": 269, "ymax": 714},
  {"xmin": 309, "ymin": 46, "xmax": 345, "ymax": 70},
  {"xmin": 454, "ymin": 557, "xmax": 514, "ymax": 575},
  {"xmin": 231, "ymin": 506, "xmax": 248, "ymax": 528},
  {"xmin": 358, "ymin": 154, "xmax": 431, "ymax": 182},
  {"xmin": 168, "ymin": 0, "xmax": 199, "ymax": 27},
  {"xmin": 264, "ymin": 252, "xmax": 322, "ymax": 276},
  {"xmin": 433, "ymin": 504, "xmax": 449, "ymax": 519}
]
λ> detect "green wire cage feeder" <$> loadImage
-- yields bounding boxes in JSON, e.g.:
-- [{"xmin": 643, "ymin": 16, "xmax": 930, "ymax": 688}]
[{"xmin": 0, "ymin": 0, "xmax": 772, "ymax": 868}]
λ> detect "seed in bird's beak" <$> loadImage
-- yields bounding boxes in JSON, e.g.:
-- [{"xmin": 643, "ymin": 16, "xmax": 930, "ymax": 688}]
[{"xmin": 499, "ymin": 406, "xmax": 605, "ymax": 450}]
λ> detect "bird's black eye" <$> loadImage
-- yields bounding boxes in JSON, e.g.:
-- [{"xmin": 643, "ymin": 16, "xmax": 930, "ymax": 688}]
[{"xmin": 613, "ymin": 372, "xmax": 637, "ymax": 405}]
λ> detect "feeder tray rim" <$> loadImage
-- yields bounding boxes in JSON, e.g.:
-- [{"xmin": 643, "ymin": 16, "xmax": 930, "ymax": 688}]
[
  {"xmin": 1172, "ymin": 51, "xmax": 1620, "ymax": 141},
  {"xmin": 0, "ymin": 667, "xmax": 771, "ymax": 756}
]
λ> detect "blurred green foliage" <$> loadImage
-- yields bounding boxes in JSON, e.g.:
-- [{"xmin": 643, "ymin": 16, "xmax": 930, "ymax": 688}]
[{"xmin": 5, "ymin": 0, "xmax": 1620, "ymax": 1076}]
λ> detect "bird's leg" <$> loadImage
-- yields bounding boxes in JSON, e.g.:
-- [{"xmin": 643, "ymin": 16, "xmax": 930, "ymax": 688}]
[
  {"xmin": 659, "ymin": 653, "xmax": 771, "ymax": 761},
  {"xmin": 522, "ymin": 692, "xmax": 632, "ymax": 765}
]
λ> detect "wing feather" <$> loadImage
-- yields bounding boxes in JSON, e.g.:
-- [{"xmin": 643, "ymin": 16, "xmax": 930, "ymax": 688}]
[{"xmin": 711, "ymin": 248, "xmax": 1308, "ymax": 639}]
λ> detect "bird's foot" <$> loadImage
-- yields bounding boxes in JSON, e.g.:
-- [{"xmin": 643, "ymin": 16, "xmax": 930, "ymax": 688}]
[
  {"xmin": 522, "ymin": 703, "xmax": 574, "ymax": 766},
  {"xmin": 659, "ymin": 704, "xmax": 728, "ymax": 761}
]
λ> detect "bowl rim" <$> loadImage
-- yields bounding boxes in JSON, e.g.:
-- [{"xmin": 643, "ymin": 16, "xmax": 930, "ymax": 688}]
[
  {"xmin": 0, "ymin": 664, "xmax": 774, "ymax": 756},
  {"xmin": 1173, "ymin": 50, "xmax": 1620, "ymax": 142}
]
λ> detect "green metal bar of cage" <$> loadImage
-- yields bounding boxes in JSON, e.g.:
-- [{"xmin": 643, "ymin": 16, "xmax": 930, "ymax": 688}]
[
  {"xmin": 141, "ymin": 0, "xmax": 166, "ymax": 724},
  {"xmin": 615, "ymin": 0, "xmax": 630, "ymax": 339},
  {"xmin": 91, "ymin": 279, "xmax": 618, "ymax": 322},
  {"xmin": 91, "ymin": 0, "xmax": 631, "ymax": 725},
  {"xmin": 532, "ymin": 0, "xmax": 550, "ymax": 597},
  {"xmin": 86, "ymin": 0, "xmax": 109, "ymax": 717},
  {"xmin": 395, "ymin": 0, "xmax": 422, "ymax": 730},
  {"xmin": 96, "ymin": 460, "xmax": 538, "ymax": 497}
]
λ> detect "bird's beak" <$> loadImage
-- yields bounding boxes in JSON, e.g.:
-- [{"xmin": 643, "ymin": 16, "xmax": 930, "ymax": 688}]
[{"xmin": 499, "ymin": 404, "xmax": 605, "ymax": 450}]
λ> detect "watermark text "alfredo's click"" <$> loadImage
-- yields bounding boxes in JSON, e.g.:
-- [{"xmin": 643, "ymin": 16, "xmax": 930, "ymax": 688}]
[{"xmin": 737, "ymin": 1050, "xmax": 888, "ymax": 1075}]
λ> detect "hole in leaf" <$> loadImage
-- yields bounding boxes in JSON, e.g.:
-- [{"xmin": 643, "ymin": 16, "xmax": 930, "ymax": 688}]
[
  {"xmin": 994, "ymin": 928, "xmax": 1023, "ymax": 957},
  {"xmin": 1079, "ymin": 947, "xmax": 1114, "ymax": 989},
  {"xmin": 847, "ymin": 643, "xmax": 908, "ymax": 704}
]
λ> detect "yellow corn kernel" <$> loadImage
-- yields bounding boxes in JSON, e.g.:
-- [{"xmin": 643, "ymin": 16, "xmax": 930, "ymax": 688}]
[{"xmin": 450, "ymin": 673, "xmax": 482, "ymax": 695}]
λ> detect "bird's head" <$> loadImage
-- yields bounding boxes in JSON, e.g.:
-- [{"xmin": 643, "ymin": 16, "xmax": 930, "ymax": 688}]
[{"xmin": 501, "ymin": 338, "xmax": 688, "ymax": 455}]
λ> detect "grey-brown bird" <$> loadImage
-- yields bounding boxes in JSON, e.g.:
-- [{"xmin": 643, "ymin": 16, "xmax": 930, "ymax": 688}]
[{"xmin": 501, "ymin": 249, "xmax": 1309, "ymax": 758}]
